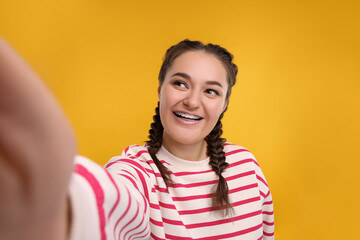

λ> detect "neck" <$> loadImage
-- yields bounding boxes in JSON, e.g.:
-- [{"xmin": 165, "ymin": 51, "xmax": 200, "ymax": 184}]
[{"xmin": 162, "ymin": 135, "xmax": 207, "ymax": 161}]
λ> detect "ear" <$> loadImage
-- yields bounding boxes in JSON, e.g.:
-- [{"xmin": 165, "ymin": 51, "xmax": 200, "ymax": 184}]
[
  {"xmin": 222, "ymin": 100, "xmax": 228, "ymax": 112},
  {"xmin": 157, "ymin": 86, "xmax": 161, "ymax": 100}
]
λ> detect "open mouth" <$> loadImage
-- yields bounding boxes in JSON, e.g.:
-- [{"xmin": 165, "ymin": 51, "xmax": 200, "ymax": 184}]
[{"xmin": 174, "ymin": 112, "xmax": 203, "ymax": 122}]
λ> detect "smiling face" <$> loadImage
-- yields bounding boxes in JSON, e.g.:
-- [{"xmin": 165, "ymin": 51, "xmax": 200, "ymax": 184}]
[{"xmin": 158, "ymin": 50, "xmax": 229, "ymax": 151}]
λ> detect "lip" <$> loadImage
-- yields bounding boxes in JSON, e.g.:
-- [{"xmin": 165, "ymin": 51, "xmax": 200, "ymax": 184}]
[{"xmin": 173, "ymin": 111, "xmax": 203, "ymax": 125}]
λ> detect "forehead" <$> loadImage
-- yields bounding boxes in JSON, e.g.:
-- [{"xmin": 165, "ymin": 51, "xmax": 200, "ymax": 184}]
[{"xmin": 166, "ymin": 51, "xmax": 228, "ymax": 84}]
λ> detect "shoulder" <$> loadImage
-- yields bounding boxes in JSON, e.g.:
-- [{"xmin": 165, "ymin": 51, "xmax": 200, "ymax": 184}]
[
  {"xmin": 223, "ymin": 142, "xmax": 257, "ymax": 163},
  {"xmin": 121, "ymin": 144, "xmax": 150, "ymax": 159},
  {"xmin": 223, "ymin": 142, "xmax": 264, "ymax": 177},
  {"xmin": 224, "ymin": 142, "xmax": 271, "ymax": 190},
  {"xmin": 105, "ymin": 144, "xmax": 152, "ymax": 171}
]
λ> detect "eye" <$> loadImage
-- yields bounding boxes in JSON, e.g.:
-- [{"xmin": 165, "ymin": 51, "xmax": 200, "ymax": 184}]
[
  {"xmin": 205, "ymin": 89, "xmax": 220, "ymax": 96},
  {"xmin": 173, "ymin": 80, "xmax": 188, "ymax": 89}
]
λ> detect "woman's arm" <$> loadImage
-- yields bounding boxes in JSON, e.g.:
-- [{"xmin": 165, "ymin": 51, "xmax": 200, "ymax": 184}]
[{"xmin": 0, "ymin": 39, "xmax": 76, "ymax": 240}]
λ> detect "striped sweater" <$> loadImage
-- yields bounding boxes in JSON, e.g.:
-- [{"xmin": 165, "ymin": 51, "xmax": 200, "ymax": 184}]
[{"xmin": 69, "ymin": 143, "xmax": 274, "ymax": 239}]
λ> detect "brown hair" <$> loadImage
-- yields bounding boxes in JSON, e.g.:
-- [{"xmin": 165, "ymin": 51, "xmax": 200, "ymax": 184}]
[{"xmin": 147, "ymin": 39, "xmax": 238, "ymax": 216}]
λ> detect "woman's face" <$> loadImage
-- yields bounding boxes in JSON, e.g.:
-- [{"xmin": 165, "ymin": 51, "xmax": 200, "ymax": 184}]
[{"xmin": 158, "ymin": 50, "xmax": 228, "ymax": 148}]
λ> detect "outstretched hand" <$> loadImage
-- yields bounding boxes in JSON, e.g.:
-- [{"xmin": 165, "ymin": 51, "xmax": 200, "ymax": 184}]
[{"xmin": 0, "ymin": 39, "xmax": 76, "ymax": 240}]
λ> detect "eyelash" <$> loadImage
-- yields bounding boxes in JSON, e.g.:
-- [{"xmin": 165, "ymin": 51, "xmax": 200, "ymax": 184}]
[
  {"xmin": 206, "ymin": 89, "xmax": 219, "ymax": 96},
  {"xmin": 173, "ymin": 80, "xmax": 187, "ymax": 88},
  {"xmin": 172, "ymin": 80, "xmax": 220, "ymax": 96}
]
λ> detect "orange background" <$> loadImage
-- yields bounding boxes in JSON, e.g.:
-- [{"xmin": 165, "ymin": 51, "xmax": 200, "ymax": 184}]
[{"xmin": 1, "ymin": 1, "xmax": 359, "ymax": 239}]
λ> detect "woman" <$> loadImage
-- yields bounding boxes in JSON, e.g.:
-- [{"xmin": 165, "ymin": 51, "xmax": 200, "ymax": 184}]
[{"xmin": 0, "ymin": 39, "xmax": 274, "ymax": 239}]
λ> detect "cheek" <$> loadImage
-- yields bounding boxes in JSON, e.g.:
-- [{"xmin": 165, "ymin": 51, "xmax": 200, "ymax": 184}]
[
  {"xmin": 207, "ymin": 100, "xmax": 226, "ymax": 117},
  {"xmin": 159, "ymin": 92, "xmax": 171, "ymax": 115},
  {"xmin": 160, "ymin": 87, "xmax": 183, "ymax": 108},
  {"xmin": 159, "ymin": 88, "xmax": 176, "ymax": 122}
]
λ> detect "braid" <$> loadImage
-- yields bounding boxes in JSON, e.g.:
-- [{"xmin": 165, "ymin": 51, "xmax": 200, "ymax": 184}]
[
  {"xmin": 205, "ymin": 112, "xmax": 233, "ymax": 216},
  {"xmin": 152, "ymin": 39, "xmax": 238, "ymax": 215},
  {"xmin": 147, "ymin": 103, "xmax": 232, "ymax": 214},
  {"xmin": 146, "ymin": 102, "xmax": 172, "ymax": 187}
]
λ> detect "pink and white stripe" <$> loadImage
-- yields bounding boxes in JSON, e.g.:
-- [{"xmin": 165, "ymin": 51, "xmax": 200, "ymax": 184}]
[{"xmin": 69, "ymin": 143, "xmax": 274, "ymax": 239}]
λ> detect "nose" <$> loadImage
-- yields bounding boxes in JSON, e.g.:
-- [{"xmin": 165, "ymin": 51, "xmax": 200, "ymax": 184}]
[{"xmin": 183, "ymin": 90, "xmax": 200, "ymax": 109}]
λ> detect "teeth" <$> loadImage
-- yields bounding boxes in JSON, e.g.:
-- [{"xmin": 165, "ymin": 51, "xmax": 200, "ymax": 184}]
[{"xmin": 175, "ymin": 112, "xmax": 202, "ymax": 120}]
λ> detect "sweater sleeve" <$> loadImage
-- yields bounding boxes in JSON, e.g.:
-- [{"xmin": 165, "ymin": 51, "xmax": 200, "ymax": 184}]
[
  {"xmin": 68, "ymin": 155, "xmax": 150, "ymax": 240},
  {"xmin": 254, "ymin": 161, "xmax": 275, "ymax": 239}
]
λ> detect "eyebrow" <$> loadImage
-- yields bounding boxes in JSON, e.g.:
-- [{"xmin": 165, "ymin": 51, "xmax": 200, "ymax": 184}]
[
  {"xmin": 206, "ymin": 81, "xmax": 223, "ymax": 88},
  {"xmin": 171, "ymin": 72, "xmax": 191, "ymax": 79},
  {"xmin": 171, "ymin": 72, "xmax": 224, "ymax": 88}
]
